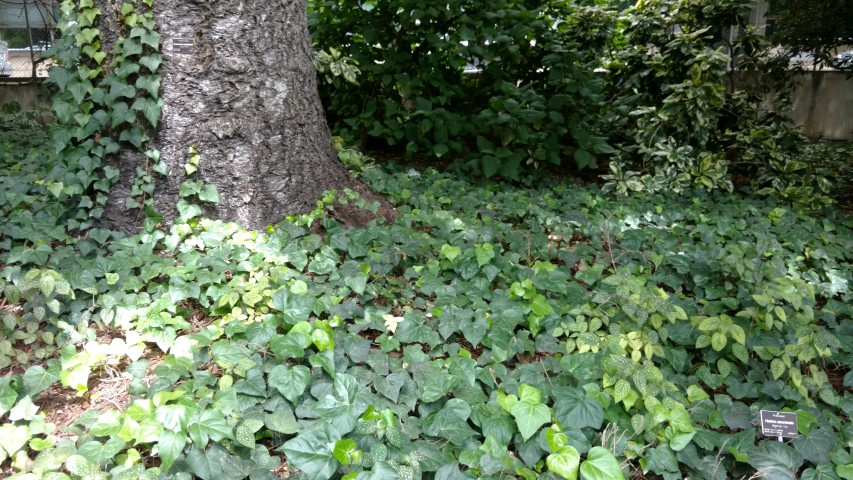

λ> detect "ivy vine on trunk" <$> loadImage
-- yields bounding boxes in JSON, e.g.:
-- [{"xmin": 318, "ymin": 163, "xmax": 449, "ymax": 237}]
[{"xmin": 69, "ymin": 0, "xmax": 393, "ymax": 232}]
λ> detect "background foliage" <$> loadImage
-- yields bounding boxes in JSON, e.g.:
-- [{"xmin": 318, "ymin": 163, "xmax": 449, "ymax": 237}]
[
  {"xmin": 309, "ymin": 0, "xmax": 615, "ymax": 179},
  {"xmin": 311, "ymin": 0, "xmax": 836, "ymax": 206},
  {"xmin": 766, "ymin": 0, "xmax": 853, "ymax": 70},
  {"xmin": 598, "ymin": 0, "xmax": 831, "ymax": 207}
]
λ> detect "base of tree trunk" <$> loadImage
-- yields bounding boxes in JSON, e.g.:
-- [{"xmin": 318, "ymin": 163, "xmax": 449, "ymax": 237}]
[{"xmin": 100, "ymin": 0, "xmax": 393, "ymax": 232}]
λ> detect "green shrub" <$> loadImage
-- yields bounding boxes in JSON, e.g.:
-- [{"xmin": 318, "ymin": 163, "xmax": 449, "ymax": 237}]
[
  {"xmin": 309, "ymin": 0, "xmax": 616, "ymax": 179},
  {"xmin": 601, "ymin": 0, "xmax": 832, "ymax": 207}
]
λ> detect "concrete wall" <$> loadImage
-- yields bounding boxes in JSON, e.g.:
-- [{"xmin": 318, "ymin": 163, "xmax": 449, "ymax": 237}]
[
  {"xmin": 0, "ymin": 82, "xmax": 51, "ymax": 111},
  {"xmin": 789, "ymin": 72, "xmax": 853, "ymax": 140}
]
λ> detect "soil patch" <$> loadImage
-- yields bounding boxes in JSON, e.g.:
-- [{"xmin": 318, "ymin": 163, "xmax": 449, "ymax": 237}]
[{"xmin": 35, "ymin": 365, "xmax": 132, "ymax": 435}]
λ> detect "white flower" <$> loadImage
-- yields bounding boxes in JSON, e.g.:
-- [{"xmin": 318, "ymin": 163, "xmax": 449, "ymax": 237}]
[{"xmin": 383, "ymin": 314, "xmax": 404, "ymax": 334}]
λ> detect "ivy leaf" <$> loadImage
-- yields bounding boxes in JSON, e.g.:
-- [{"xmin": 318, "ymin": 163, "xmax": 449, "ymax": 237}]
[
  {"xmin": 481, "ymin": 412, "xmax": 516, "ymax": 446},
  {"xmin": 518, "ymin": 384, "xmax": 542, "ymax": 404},
  {"xmin": 529, "ymin": 294, "xmax": 555, "ymax": 317},
  {"xmin": 475, "ymin": 243, "xmax": 496, "ymax": 266},
  {"xmin": 308, "ymin": 247, "xmax": 339, "ymax": 274},
  {"xmin": 0, "ymin": 425, "xmax": 28, "ymax": 457},
  {"xmin": 375, "ymin": 372, "xmax": 407, "ymax": 403},
  {"xmin": 434, "ymin": 463, "xmax": 469, "ymax": 480},
  {"xmin": 716, "ymin": 396, "xmax": 751, "ymax": 430},
  {"xmin": 792, "ymin": 428, "xmax": 835, "ymax": 464},
  {"xmin": 644, "ymin": 445, "xmax": 679, "ymax": 475},
  {"xmin": 546, "ymin": 445, "xmax": 580, "ymax": 480},
  {"xmin": 157, "ymin": 430, "xmax": 187, "ymax": 473},
  {"xmin": 187, "ymin": 408, "xmax": 234, "ymax": 447},
  {"xmin": 279, "ymin": 424, "xmax": 342, "ymax": 480},
  {"xmin": 511, "ymin": 399, "xmax": 551, "ymax": 441},
  {"xmin": 420, "ymin": 371, "xmax": 460, "ymax": 403},
  {"xmin": 245, "ymin": 320, "xmax": 277, "ymax": 348},
  {"xmin": 271, "ymin": 287, "xmax": 314, "ymax": 324},
  {"xmin": 314, "ymin": 373, "xmax": 369, "ymax": 435},
  {"xmin": 270, "ymin": 333, "xmax": 308, "ymax": 360},
  {"xmin": 836, "ymin": 465, "xmax": 853, "ymax": 480},
  {"xmin": 155, "ymin": 403, "xmax": 195, "ymax": 433},
  {"xmin": 119, "ymin": 127, "xmax": 148, "ymax": 148},
  {"xmin": 135, "ymin": 75, "xmax": 161, "ymax": 98},
  {"xmin": 579, "ymin": 446, "xmax": 624, "ymax": 480},
  {"xmin": 332, "ymin": 438, "xmax": 360, "ymax": 466},
  {"xmin": 408, "ymin": 440, "xmax": 454, "ymax": 472},
  {"xmin": 553, "ymin": 387, "xmax": 604, "ymax": 430},
  {"xmin": 312, "ymin": 328, "xmax": 335, "ymax": 352},
  {"xmin": 0, "ymin": 379, "xmax": 18, "ymax": 415},
  {"xmin": 114, "ymin": 61, "xmax": 141, "ymax": 78},
  {"xmin": 139, "ymin": 53, "xmax": 163, "ymax": 72},
  {"xmin": 77, "ymin": 438, "xmax": 126, "ymax": 462},
  {"xmin": 48, "ymin": 66, "xmax": 75, "ymax": 90},
  {"xmin": 268, "ymin": 364, "xmax": 311, "ymax": 403},
  {"xmin": 748, "ymin": 441, "xmax": 803, "ymax": 480},
  {"xmin": 9, "ymin": 395, "xmax": 39, "ymax": 421},
  {"xmin": 110, "ymin": 102, "xmax": 136, "ymax": 128},
  {"xmin": 199, "ymin": 184, "xmax": 220, "ymax": 203},
  {"xmin": 422, "ymin": 405, "xmax": 478, "ymax": 446},
  {"xmin": 140, "ymin": 30, "xmax": 162, "ymax": 49},
  {"xmin": 131, "ymin": 97, "xmax": 164, "ymax": 128},
  {"xmin": 68, "ymin": 79, "xmax": 92, "ymax": 104},
  {"xmin": 176, "ymin": 200, "xmax": 202, "ymax": 220},
  {"xmin": 440, "ymin": 244, "xmax": 462, "ymax": 262},
  {"xmin": 724, "ymin": 429, "xmax": 755, "ymax": 463},
  {"xmin": 210, "ymin": 341, "xmax": 257, "ymax": 375},
  {"xmin": 185, "ymin": 444, "xmax": 229, "ymax": 480},
  {"xmin": 265, "ymin": 407, "xmax": 300, "ymax": 434}
]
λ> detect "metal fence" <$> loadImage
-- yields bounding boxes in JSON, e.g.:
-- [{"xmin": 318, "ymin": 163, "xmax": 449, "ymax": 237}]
[{"xmin": 0, "ymin": 0, "xmax": 57, "ymax": 81}]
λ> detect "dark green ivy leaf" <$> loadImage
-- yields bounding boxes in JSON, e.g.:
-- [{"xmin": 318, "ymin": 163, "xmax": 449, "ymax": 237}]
[
  {"xmin": 748, "ymin": 441, "xmax": 803, "ymax": 480},
  {"xmin": 23, "ymin": 364, "xmax": 60, "ymax": 397},
  {"xmin": 792, "ymin": 428, "xmax": 836, "ymax": 465},
  {"xmin": 279, "ymin": 424, "xmax": 342, "ymax": 480},
  {"xmin": 268, "ymin": 364, "xmax": 311, "ymax": 403},
  {"xmin": 375, "ymin": 372, "xmax": 407, "ymax": 404},
  {"xmin": 185, "ymin": 444, "xmax": 229, "ymax": 480},
  {"xmin": 553, "ymin": 386, "xmax": 604, "ymax": 430},
  {"xmin": 314, "ymin": 373, "xmax": 369, "ymax": 435}
]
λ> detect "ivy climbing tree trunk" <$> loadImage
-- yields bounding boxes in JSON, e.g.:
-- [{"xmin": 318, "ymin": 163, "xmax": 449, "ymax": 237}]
[{"xmin": 100, "ymin": 0, "xmax": 390, "ymax": 231}]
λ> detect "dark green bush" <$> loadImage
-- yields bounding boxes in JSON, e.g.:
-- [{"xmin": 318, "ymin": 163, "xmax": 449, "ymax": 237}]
[{"xmin": 309, "ymin": 0, "xmax": 616, "ymax": 179}]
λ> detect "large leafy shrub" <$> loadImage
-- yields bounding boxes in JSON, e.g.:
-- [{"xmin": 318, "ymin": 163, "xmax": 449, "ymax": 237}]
[
  {"xmin": 600, "ymin": 0, "xmax": 832, "ymax": 206},
  {"xmin": 309, "ymin": 0, "xmax": 615, "ymax": 178}
]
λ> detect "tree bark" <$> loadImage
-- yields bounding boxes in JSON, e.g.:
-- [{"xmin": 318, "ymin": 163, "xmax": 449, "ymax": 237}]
[{"xmin": 101, "ymin": 0, "xmax": 390, "ymax": 232}]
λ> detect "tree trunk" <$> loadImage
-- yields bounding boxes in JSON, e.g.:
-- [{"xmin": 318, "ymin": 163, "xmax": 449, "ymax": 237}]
[{"xmin": 101, "ymin": 0, "xmax": 389, "ymax": 232}]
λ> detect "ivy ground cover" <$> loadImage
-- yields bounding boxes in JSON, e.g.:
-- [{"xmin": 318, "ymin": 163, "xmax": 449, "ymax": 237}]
[{"xmin": 1, "ymin": 119, "xmax": 852, "ymax": 479}]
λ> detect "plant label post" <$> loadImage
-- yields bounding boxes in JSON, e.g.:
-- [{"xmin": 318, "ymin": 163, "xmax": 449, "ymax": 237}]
[{"xmin": 759, "ymin": 410, "xmax": 798, "ymax": 442}]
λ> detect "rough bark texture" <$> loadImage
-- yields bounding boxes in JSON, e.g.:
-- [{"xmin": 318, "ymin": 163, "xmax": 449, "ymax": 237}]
[{"xmin": 102, "ymin": 0, "xmax": 389, "ymax": 232}]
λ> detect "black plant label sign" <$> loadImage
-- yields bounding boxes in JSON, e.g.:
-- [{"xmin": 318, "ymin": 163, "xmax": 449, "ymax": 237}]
[
  {"xmin": 759, "ymin": 410, "xmax": 798, "ymax": 438},
  {"xmin": 172, "ymin": 38, "xmax": 194, "ymax": 54}
]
